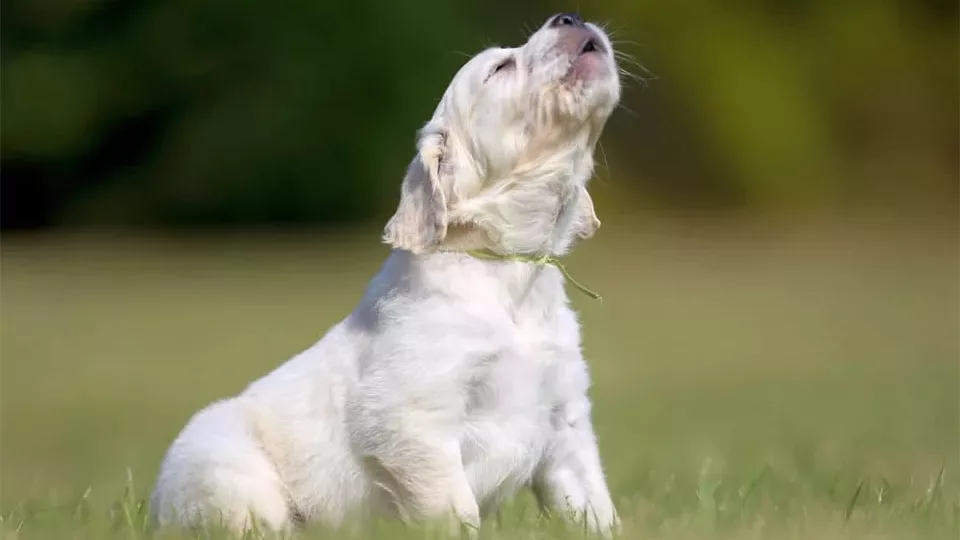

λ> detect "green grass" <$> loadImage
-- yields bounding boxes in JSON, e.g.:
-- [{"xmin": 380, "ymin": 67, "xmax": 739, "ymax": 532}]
[{"xmin": 1, "ymin": 216, "xmax": 957, "ymax": 539}]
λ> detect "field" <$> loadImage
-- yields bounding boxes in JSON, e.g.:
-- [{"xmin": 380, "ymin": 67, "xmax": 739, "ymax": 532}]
[{"xmin": 1, "ymin": 215, "xmax": 957, "ymax": 539}]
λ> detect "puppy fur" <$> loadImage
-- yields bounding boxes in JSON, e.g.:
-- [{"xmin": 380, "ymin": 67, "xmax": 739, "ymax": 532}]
[{"xmin": 150, "ymin": 13, "xmax": 622, "ymax": 536}]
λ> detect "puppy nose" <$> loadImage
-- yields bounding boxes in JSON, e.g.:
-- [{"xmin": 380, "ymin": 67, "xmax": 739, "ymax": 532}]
[{"xmin": 549, "ymin": 13, "xmax": 585, "ymax": 28}]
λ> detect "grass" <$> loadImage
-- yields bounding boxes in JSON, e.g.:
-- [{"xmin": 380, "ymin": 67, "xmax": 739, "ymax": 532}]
[{"xmin": 1, "ymin": 214, "xmax": 957, "ymax": 539}]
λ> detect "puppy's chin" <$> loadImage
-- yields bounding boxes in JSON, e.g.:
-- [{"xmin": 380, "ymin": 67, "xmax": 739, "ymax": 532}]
[
  {"xmin": 543, "ymin": 77, "xmax": 618, "ymax": 130},
  {"xmin": 547, "ymin": 55, "xmax": 618, "ymax": 126}
]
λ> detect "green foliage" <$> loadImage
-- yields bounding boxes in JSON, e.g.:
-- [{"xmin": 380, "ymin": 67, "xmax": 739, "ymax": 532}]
[
  {"xmin": 1, "ymin": 1, "xmax": 957, "ymax": 227},
  {"xmin": 2, "ymin": 0, "xmax": 486, "ymax": 227},
  {"xmin": 591, "ymin": 0, "xmax": 957, "ymax": 208}
]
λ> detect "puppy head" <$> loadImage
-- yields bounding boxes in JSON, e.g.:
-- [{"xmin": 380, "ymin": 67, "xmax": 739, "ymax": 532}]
[{"xmin": 384, "ymin": 13, "xmax": 620, "ymax": 254}]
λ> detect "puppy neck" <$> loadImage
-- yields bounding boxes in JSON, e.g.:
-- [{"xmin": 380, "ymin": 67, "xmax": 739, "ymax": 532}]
[{"xmin": 443, "ymin": 145, "xmax": 596, "ymax": 257}]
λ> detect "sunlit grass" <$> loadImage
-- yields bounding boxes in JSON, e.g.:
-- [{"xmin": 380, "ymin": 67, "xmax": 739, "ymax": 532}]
[{"xmin": 1, "ymin": 216, "xmax": 957, "ymax": 538}]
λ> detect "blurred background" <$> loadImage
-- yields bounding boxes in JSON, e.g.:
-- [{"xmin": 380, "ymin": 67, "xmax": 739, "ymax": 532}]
[
  {"xmin": 1, "ymin": 0, "xmax": 957, "ymax": 530},
  {"xmin": 2, "ymin": 0, "xmax": 957, "ymax": 227}
]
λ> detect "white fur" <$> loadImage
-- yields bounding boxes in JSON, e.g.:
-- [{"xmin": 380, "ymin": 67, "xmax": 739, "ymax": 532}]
[{"xmin": 150, "ymin": 14, "xmax": 621, "ymax": 537}]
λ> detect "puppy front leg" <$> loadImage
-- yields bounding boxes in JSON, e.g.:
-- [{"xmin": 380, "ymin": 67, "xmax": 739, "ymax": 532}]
[
  {"xmin": 375, "ymin": 438, "xmax": 480, "ymax": 534},
  {"xmin": 350, "ymin": 368, "xmax": 480, "ymax": 534},
  {"xmin": 533, "ymin": 398, "xmax": 619, "ymax": 537}
]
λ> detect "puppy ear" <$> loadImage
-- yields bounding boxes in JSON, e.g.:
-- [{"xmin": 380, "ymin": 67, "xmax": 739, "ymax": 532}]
[
  {"xmin": 383, "ymin": 126, "xmax": 450, "ymax": 253},
  {"xmin": 573, "ymin": 187, "xmax": 601, "ymax": 239}
]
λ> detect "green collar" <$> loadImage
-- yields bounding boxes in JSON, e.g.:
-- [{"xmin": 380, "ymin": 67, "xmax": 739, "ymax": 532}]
[{"xmin": 462, "ymin": 249, "xmax": 602, "ymax": 301}]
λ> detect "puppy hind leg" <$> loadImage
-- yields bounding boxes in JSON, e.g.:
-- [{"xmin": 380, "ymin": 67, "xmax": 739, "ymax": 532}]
[{"xmin": 151, "ymin": 400, "xmax": 295, "ymax": 535}]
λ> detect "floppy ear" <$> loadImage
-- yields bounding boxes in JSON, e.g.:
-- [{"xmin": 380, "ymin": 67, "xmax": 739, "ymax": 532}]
[
  {"xmin": 573, "ymin": 187, "xmax": 601, "ymax": 239},
  {"xmin": 382, "ymin": 127, "xmax": 450, "ymax": 253}
]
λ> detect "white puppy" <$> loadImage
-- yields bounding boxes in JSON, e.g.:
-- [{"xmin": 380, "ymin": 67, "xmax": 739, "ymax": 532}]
[{"xmin": 150, "ymin": 12, "xmax": 621, "ymax": 536}]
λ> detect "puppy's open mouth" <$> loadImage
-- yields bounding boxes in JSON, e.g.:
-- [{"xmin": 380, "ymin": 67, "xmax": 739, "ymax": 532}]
[{"xmin": 578, "ymin": 36, "xmax": 603, "ymax": 55}]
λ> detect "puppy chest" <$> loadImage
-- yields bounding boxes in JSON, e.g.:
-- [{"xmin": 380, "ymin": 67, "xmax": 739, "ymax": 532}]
[{"xmin": 468, "ymin": 333, "xmax": 574, "ymax": 416}]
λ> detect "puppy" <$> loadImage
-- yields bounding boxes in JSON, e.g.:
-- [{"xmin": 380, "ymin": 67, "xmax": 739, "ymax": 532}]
[{"xmin": 150, "ymin": 12, "xmax": 622, "ymax": 536}]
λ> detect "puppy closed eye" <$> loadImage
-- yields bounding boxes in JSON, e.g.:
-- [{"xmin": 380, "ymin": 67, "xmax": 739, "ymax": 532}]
[{"xmin": 486, "ymin": 57, "xmax": 515, "ymax": 80}]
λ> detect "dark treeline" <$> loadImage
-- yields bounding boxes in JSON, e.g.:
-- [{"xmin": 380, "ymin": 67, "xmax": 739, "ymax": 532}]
[{"xmin": 2, "ymin": 0, "xmax": 956, "ymax": 230}]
